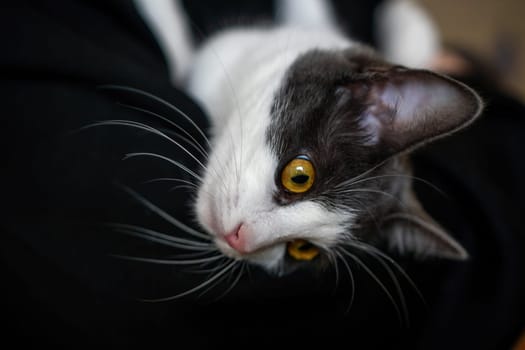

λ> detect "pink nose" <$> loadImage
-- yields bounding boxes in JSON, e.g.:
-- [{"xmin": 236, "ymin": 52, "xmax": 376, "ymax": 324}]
[{"xmin": 224, "ymin": 224, "xmax": 248, "ymax": 254}]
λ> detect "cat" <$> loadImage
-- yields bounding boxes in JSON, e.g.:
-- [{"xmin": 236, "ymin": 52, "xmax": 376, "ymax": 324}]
[{"xmin": 132, "ymin": 0, "xmax": 483, "ymax": 276}]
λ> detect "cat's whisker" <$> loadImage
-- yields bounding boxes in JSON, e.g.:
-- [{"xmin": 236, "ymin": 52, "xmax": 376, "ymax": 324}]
[
  {"xmin": 108, "ymin": 223, "xmax": 211, "ymax": 247},
  {"xmin": 198, "ymin": 260, "xmax": 244, "ymax": 300},
  {"xmin": 348, "ymin": 243, "xmax": 410, "ymax": 326},
  {"xmin": 144, "ymin": 177, "xmax": 199, "ymax": 189},
  {"xmin": 117, "ymin": 103, "xmax": 210, "ymax": 160},
  {"xmin": 178, "ymin": 257, "xmax": 231, "ymax": 276},
  {"xmin": 339, "ymin": 188, "xmax": 395, "ymax": 199},
  {"xmin": 196, "ymin": 261, "xmax": 235, "ymax": 298},
  {"xmin": 143, "ymin": 177, "xmax": 199, "ymax": 196},
  {"xmin": 326, "ymin": 250, "xmax": 340, "ymax": 293},
  {"xmin": 79, "ymin": 119, "xmax": 226, "ymax": 196},
  {"xmin": 124, "ymin": 152, "xmax": 203, "ymax": 183},
  {"xmin": 91, "ymin": 108, "xmax": 229, "ymax": 200},
  {"xmin": 112, "ymin": 253, "xmax": 224, "ymax": 266},
  {"xmin": 99, "ymin": 85, "xmax": 212, "ymax": 149},
  {"xmin": 345, "ymin": 197, "xmax": 385, "ymax": 236},
  {"xmin": 98, "ymin": 113, "xmax": 228, "ymax": 205},
  {"xmin": 184, "ymin": 256, "xmax": 233, "ymax": 275},
  {"xmin": 339, "ymin": 188, "xmax": 405, "ymax": 208},
  {"xmin": 163, "ymin": 249, "xmax": 220, "ymax": 260},
  {"xmin": 341, "ymin": 173, "xmax": 446, "ymax": 197},
  {"xmin": 350, "ymin": 241, "xmax": 427, "ymax": 307},
  {"xmin": 212, "ymin": 261, "xmax": 246, "ymax": 301},
  {"xmin": 146, "ymin": 175, "xmax": 223, "ymax": 207},
  {"xmin": 139, "ymin": 259, "xmax": 238, "ymax": 302},
  {"xmin": 150, "ymin": 125, "xmax": 230, "ymax": 200},
  {"xmin": 333, "ymin": 250, "xmax": 355, "ymax": 313},
  {"xmin": 81, "ymin": 119, "xmax": 208, "ymax": 172},
  {"xmin": 338, "ymin": 247, "xmax": 404, "ymax": 325},
  {"xmin": 335, "ymin": 157, "xmax": 393, "ymax": 190},
  {"xmin": 114, "ymin": 228, "xmax": 214, "ymax": 252},
  {"xmin": 119, "ymin": 185, "xmax": 211, "ymax": 241},
  {"xmin": 168, "ymin": 184, "xmax": 198, "ymax": 193}
]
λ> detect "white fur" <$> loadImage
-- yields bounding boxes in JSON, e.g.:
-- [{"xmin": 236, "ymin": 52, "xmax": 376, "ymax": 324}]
[
  {"xmin": 375, "ymin": 0, "xmax": 440, "ymax": 68},
  {"xmin": 187, "ymin": 28, "xmax": 355, "ymax": 270},
  {"xmin": 187, "ymin": 27, "xmax": 351, "ymax": 134},
  {"xmin": 276, "ymin": 0, "xmax": 338, "ymax": 31},
  {"xmin": 133, "ymin": 0, "xmax": 194, "ymax": 83}
]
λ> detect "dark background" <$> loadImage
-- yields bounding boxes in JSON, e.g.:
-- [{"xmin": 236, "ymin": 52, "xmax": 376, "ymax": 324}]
[
  {"xmin": 421, "ymin": 0, "xmax": 525, "ymax": 102},
  {"xmin": 1, "ymin": 1, "xmax": 524, "ymax": 349}
]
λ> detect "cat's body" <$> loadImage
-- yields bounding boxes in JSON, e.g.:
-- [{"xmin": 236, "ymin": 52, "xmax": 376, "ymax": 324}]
[{"xmin": 137, "ymin": 0, "xmax": 483, "ymax": 274}]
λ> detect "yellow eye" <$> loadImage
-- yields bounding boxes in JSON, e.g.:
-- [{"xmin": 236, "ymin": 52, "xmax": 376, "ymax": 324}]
[
  {"xmin": 281, "ymin": 156, "xmax": 315, "ymax": 194},
  {"xmin": 287, "ymin": 239, "xmax": 320, "ymax": 261}
]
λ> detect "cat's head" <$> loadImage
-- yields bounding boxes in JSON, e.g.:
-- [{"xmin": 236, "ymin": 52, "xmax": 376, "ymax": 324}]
[{"xmin": 195, "ymin": 48, "xmax": 483, "ymax": 274}]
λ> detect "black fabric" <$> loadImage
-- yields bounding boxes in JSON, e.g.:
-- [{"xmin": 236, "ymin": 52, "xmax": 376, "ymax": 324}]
[
  {"xmin": 181, "ymin": 0, "xmax": 275, "ymax": 42},
  {"xmin": 1, "ymin": 0, "xmax": 524, "ymax": 349},
  {"xmin": 331, "ymin": 0, "xmax": 383, "ymax": 46},
  {"xmin": 180, "ymin": 0, "xmax": 382, "ymax": 46}
]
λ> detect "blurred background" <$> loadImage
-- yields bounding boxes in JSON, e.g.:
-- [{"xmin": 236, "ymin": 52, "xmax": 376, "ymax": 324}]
[{"xmin": 421, "ymin": 0, "xmax": 525, "ymax": 101}]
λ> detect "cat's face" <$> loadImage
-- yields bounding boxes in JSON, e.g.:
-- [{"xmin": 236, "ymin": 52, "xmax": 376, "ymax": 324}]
[{"xmin": 195, "ymin": 49, "xmax": 482, "ymax": 274}]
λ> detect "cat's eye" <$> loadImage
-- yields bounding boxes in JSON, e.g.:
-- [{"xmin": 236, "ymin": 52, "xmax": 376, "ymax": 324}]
[
  {"xmin": 287, "ymin": 239, "xmax": 320, "ymax": 261},
  {"xmin": 281, "ymin": 156, "xmax": 315, "ymax": 194}
]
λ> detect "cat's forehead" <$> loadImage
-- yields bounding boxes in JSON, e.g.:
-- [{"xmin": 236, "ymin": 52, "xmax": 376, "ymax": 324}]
[
  {"xmin": 268, "ymin": 48, "xmax": 378, "ymax": 146},
  {"xmin": 267, "ymin": 48, "xmax": 379, "ymax": 155},
  {"xmin": 278, "ymin": 47, "xmax": 379, "ymax": 88}
]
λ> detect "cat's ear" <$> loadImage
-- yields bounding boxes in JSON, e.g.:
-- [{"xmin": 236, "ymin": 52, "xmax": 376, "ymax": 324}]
[
  {"xmin": 350, "ymin": 68, "xmax": 483, "ymax": 155},
  {"xmin": 381, "ymin": 189, "xmax": 468, "ymax": 260}
]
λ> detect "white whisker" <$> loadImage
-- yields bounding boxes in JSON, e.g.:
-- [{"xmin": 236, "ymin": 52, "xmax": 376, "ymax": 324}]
[
  {"xmin": 117, "ymin": 102, "xmax": 209, "ymax": 159},
  {"xmin": 339, "ymin": 247, "xmax": 403, "ymax": 324},
  {"xmin": 346, "ymin": 196, "xmax": 384, "ymax": 234},
  {"xmin": 115, "ymin": 229, "xmax": 213, "ymax": 252},
  {"xmin": 139, "ymin": 260, "xmax": 238, "ymax": 302},
  {"xmin": 145, "ymin": 177, "xmax": 198, "ymax": 188},
  {"xmin": 326, "ymin": 250, "xmax": 340, "ymax": 293},
  {"xmin": 335, "ymin": 157, "xmax": 393, "ymax": 190},
  {"xmin": 112, "ymin": 253, "xmax": 224, "ymax": 265},
  {"xmin": 81, "ymin": 119, "xmax": 208, "ymax": 171},
  {"xmin": 185, "ymin": 256, "xmax": 232, "ymax": 275},
  {"xmin": 145, "ymin": 177, "xmax": 222, "ymax": 202},
  {"xmin": 124, "ymin": 152, "xmax": 203, "ymax": 183},
  {"xmin": 168, "ymin": 185, "xmax": 198, "ymax": 193},
  {"xmin": 110, "ymin": 230, "xmax": 213, "ymax": 255},
  {"xmin": 197, "ymin": 260, "xmax": 242, "ymax": 298},
  {"xmin": 99, "ymin": 85, "xmax": 212, "ymax": 148},
  {"xmin": 334, "ymin": 250, "xmax": 355, "ymax": 313},
  {"xmin": 342, "ymin": 173, "xmax": 446, "ymax": 197},
  {"xmin": 183, "ymin": 256, "xmax": 231, "ymax": 274},
  {"xmin": 107, "ymin": 223, "xmax": 210, "ymax": 246},
  {"xmin": 164, "ymin": 250, "xmax": 220, "ymax": 260},
  {"xmin": 119, "ymin": 185, "xmax": 211, "ymax": 240},
  {"xmin": 354, "ymin": 245, "xmax": 409, "ymax": 326},
  {"xmin": 350, "ymin": 241, "xmax": 426, "ymax": 307},
  {"xmin": 212, "ymin": 262, "xmax": 245, "ymax": 301},
  {"xmin": 339, "ymin": 188, "xmax": 397, "ymax": 199},
  {"xmin": 339, "ymin": 188, "xmax": 405, "ymax": 208}
]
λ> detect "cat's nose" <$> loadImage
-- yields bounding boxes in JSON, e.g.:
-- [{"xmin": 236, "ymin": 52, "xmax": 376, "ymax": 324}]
[{"xmin": 224, "ymin": 224, "xmax": 249, "ymax": 254}]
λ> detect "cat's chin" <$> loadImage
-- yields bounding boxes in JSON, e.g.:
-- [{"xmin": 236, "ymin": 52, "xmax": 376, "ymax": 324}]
[{"xmin": 214, "ymin": 238, "xmax": 286, "ymax": 273}]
